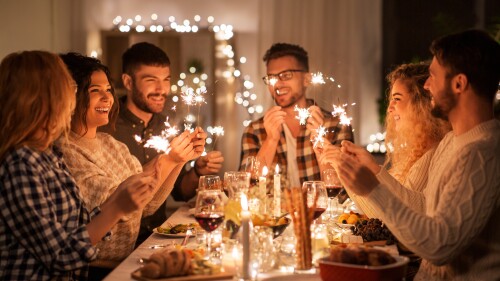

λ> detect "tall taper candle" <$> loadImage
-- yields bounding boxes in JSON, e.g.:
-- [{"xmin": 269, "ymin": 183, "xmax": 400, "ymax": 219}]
[
  {"xmin": 241, "ymin": 194, "xmax": 251, "ymax": 280},
  {"xmin": 273, "ymin": 164, "xmax": 281, "ymax": 217}
]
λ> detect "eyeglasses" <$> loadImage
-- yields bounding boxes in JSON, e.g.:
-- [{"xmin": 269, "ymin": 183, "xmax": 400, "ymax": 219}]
[{"xmin": 262, "ymin": 69, "xmax": 306, "ymax": 85}]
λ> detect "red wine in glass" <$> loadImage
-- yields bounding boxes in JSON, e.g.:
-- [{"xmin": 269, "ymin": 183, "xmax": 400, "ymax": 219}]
[
  {"xmin": 195, "ymin": 213, "xmax": 225, "ymax": 232},
  {"xmin": 312, "ymin": 207, "xmax": 326, "ymax": 220},
  {"xmin": 325, "ymin": 185, "xmax": 342, "ymax": 198}
]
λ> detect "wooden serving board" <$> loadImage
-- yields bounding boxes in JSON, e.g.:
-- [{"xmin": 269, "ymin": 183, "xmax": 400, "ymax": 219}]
[{"xmin": 131, "ymin": 269, "xmax": 233, "ymax": 281}]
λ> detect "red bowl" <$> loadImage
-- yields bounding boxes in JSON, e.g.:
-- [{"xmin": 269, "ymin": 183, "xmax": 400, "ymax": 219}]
[{"xmin": 318, "ymin": 255, "xmax": 409, "ymax": 281}]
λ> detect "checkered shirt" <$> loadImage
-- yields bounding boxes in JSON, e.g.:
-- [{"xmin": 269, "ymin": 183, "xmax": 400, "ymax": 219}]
[
  {"xmin": 0, "ymin": 146, "xmax": 99, "ymax": 281},
  {"xmin": 239, "ymin": 99, "xmax": 354, "ymax": 184}
]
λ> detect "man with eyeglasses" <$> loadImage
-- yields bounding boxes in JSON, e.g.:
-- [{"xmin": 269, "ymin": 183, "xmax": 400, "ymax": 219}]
[{"xmin": 239, "ymin": 43, "xmax": 353, "ymax": 187}]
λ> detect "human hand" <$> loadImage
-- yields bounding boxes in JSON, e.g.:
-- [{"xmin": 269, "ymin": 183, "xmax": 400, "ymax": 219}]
[
  {"xmin": 263, "ymin": 106, "xmax": 286, "ymax": 142},
  {"xmin": 168, "ymin": 131, "xmax": 196, "ymax": 164},
  {"xmin": 195, "ymin": 151, "xmax": 224, "ymax": 175},
  {"xmin": 332, "ymin": 152, "xmax": 379, "ymax": 196},
  {"xmin": 306, "ymin": 105, "xmax": 325, "ymax": 132},
  {"xmin": 112, "ymin": 169, "xmax": 158, "ymax": 214},
  {"xmin": 340, "ymin": 141, "xmax": 380, "ymax": 174},
  {"xmin": 318, "ymin": 143, "xmax": 342, "ymax": 166}
]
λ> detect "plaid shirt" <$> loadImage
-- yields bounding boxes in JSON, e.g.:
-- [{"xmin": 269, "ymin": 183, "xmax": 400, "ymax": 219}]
[
  {"xmin": 0, "ymin": 146, "xmax": 99, "ymax": 281},
  {"xmin": 239, "ymin": 99, "xmax": 354, "ymax": 184}
]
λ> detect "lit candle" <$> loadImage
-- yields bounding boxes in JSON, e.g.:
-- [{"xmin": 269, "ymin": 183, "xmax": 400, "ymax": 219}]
[
  {"xmin": 273, "ymin": 164, "xmax": 281, "ymax": 217},
  {"xmin": 241, "ymin": 195, "xmax": 251, "ymax": 280},
  {"xmin": 259, "ymin": 166, "xmax": 268, "ymax": 200}
]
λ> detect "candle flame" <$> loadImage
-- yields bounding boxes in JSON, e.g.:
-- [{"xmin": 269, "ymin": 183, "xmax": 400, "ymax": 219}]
[
  {"xmin": 262, "ymin": 166, "xmax": 268, "ymax": 177},
  {"xmin": 275, "ymin": 164, "xmax": 280, "ymax": 174}
]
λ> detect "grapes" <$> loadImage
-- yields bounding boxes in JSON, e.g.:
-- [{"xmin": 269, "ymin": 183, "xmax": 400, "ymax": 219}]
[{"xmin": 351, "ymin": 218, "xmax": 397, "ymax": 245}]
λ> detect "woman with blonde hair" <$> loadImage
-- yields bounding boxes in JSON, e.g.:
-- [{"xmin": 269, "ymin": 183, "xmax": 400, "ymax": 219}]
[
  {"xmin": 320, "ymin": 62, "xmax": 450, "ymax": 217},
  {"xmin": 0, "ymin": 51, "xmax": 157, "ymax": 281}
]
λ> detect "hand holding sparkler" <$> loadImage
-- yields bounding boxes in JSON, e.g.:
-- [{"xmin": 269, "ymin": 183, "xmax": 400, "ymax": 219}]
[
  {"xmin": 194, "ymin": 151, "xmax": 224, "ymax": 175},
  {"xmin": 263, "ymin": 106, "xmax": 286, "ymax": 142},
  {"xmin": 166, "ymin": 131, "xmax": 197, "ymax": 164}
]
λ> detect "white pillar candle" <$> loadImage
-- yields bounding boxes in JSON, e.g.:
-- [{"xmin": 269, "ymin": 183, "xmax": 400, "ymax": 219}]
[
  {"xmin": 273, "ymin": 164, "xmax": 281, "ymax": 217},
  {"xmin": 241, "ymin": 195, "xmax": 251, "ymax": 280}
]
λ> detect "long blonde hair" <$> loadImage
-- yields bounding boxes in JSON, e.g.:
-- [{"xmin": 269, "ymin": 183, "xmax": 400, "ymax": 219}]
[
  {"xmin": 384, "ymin": 62, "xmax": 450, "ymax": 183},
  {"xmin": 0, "ymin": 51, "xmax": 76, "ymax": 161}
]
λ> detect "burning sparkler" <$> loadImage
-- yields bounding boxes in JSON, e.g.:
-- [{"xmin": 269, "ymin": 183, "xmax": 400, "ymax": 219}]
[
  {"xmin": 294, "ymin": 105, "xmax": 311, "ymax": 125},
  {"xmin": 312, "ymin": 125, "xmax": 328, "ymax": 148},
  {"xmin": 208, "ymin": 125, "xmax": 225, "ymax": 149},
  {"xmin": 135, "ymin": 117, "xmax": 179, "ymax": 153}
]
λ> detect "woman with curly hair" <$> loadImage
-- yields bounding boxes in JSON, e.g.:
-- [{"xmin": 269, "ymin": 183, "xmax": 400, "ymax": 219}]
[{"xmin": 320, "ymin": 62, "xmax": 450, "ymax": 217}]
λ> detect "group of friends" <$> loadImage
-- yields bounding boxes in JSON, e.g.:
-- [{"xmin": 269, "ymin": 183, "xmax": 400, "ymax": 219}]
[{"xmin": 0, "ymin": 29, "xmax": 498, "ymax": 281}]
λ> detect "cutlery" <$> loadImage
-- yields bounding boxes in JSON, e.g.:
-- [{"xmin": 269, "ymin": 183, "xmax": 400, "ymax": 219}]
[{"xmin": 180, "ymin": 229, "xmax": 193, "ymax": 246}]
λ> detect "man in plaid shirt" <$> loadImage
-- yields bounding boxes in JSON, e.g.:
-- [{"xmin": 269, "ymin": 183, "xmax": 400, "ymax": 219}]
[{"xmin": 239, "ymin": 43, "xmax": 353, "ymax": 187}]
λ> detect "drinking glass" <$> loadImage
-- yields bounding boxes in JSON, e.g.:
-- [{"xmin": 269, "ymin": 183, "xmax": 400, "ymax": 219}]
[
  {"xmin": 198, "ymin": 175, "xmax": 222, "ymax": 191},
  {"xmin": 244, "ymin": 156, "xmax": 262, "ymax": 191},
  {"xmin": 302, "ymin": 181, "xmax": 328, "ymax": 223},
  {"xmin": 194, "ymin": 189, "xmax": 225, "ymax": 259},
  {"xmin": 223, "ymin": 171, "xmax": 250, "ymax": 198},
  {"xmin": 322, "ymin": 169, "xmax": 343, "ymax": 220}
]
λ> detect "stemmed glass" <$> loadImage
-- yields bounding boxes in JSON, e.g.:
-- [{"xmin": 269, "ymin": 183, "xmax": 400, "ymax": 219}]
[
  {"xmin": 194, "ymin": 189, "xmax": 225, "ymax": 260},
  {"xmin": 223, "ymin": 171, "xmax": 250, "ymax": 198},
  {"xmin": 244, "ymin": 156, "xmax": 262, "ymax": 190},
  {"xmin": 302, "ymin": 181, "xmax": 328, "ymax": 223},
  {"xmin": 198, "ymin": 175, "xmax": 222, "ymax": 191},
  {"xmin": 322, "ymin": 169, "xmax": 343, "ymax": 220}
]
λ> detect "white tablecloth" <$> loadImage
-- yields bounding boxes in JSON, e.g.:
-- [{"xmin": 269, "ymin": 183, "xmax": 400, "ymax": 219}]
[{"xmin": 103, "ymin": 204, "xmax": 321, "ymax": 281}]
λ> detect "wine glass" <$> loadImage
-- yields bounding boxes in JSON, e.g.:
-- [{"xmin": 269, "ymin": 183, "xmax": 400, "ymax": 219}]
[
  {"xmin": 322, "ymin": 169, "xmax": 343, "ymax": 220},
  {"xmin": 223, "ymin": 171, "xmax": 250, "ymax": 198},
  {"xmin": 194, "ymin": 189, "xmax": 225, "ymax": 260},
  {"xmin": 244, "ymin": 156, "xmax": 262, "ymax": 191},
  {"xmin": 302, "ymin": 181, "xmax": 328, "ymax": 223},
  {"xmin": 198, "ymin": 175, "xmax": 222, "ymax": 191}
]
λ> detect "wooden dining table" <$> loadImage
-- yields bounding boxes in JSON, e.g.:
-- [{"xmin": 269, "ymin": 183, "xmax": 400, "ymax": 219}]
[{"xmin": 103, "ymin": 204, "xmax": 322, "ymax": 281}]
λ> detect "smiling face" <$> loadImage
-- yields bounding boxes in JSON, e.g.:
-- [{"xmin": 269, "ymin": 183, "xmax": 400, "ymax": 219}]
[
  {"xmin": 425, "ymin": 57, "xmax": 457, "ymax": 120},
  {"xmin": 126, "ymin": 65, "xmax": 171, "ymax": 114},
  {"xmin": 387, "ymin": 79, "xmax": 411, "ymax": 131},
  {"xmin": 85, "ymin": 70, "xmax": 114, "ymax": 131},
  {"xmin": 266, "ymin": 56, "xmax": 309, "ymax": 108}
]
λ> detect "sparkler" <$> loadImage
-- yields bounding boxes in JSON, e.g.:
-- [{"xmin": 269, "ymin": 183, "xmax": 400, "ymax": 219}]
[
  {"xmin": 294, "ymin": 105, "xmax": 311, "ymax": 125},
  {"xmin": 312, "ymin": 125, "xmax": 328, "ymax": 148},
  {"xmin": 331, "ymin": 103, "xmax": 356, "ymax": 126},
  {"xmin": 134, "ymin": 117, "xmax": 179, "ymax": 153},
  {"xmin": 208, "ymin": 125, "xmax": 225, "ymax": 150}
]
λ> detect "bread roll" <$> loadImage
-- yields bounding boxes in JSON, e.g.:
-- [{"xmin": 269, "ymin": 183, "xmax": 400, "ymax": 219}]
[
  {"xmin": 329, "ymin": 244, "xmax": 396, "ymax": 266},
  {"xmin": 140, "ymin": 249, "xmax": 192, "ymax": 278}
]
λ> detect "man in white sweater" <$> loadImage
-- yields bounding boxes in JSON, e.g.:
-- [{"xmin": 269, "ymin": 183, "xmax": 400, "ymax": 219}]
[{"xmin": 334, "ymin": 29, "xmax": 500, "ymax": 280}]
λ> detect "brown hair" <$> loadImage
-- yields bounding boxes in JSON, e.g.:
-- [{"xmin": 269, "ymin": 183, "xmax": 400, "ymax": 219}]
[
  {"xmin": 0, "ymin": 51, "xmax": 75, "ymax": 160},
  {"xmin": 384, "ymin": 62, "xmax": 451, "ymax": 183}
]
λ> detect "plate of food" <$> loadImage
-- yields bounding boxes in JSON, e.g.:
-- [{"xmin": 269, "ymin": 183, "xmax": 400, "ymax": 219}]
[{"xmin": 153, "ymin": 223, "xmax": 199, "ymax": 238}]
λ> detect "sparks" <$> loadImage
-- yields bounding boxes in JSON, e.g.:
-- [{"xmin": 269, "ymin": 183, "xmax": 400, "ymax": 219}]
[
  {"xmin": 331, "ymin": 103, "xmax": 354, "ymax": 126},
  {"xmin": 135, "ymin": 117, "xmax": 179, "ymax": 153},
  {"xmin": 312, "ymin": 125, "xmax": 328, "ymax": 148},
  {"xmin": 294, "ymin": 105, "xmax": 311, "ymax": 125},
  {"xmin": 269, "ymin": 77, "xmax": 278, "ymax": 87},
  {"xmin": 311, "ymin": 72, "xmax": 326, "ymax": 84},
  {"xmin": 184, "ymin": 123, "xmax": 194, "ymax": 133},
  {"xmin": 209, "ymin": 126, "xmax": 225, "ymax": 137}
]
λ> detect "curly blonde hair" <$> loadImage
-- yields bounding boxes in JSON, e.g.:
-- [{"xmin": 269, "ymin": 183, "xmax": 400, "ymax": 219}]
[
  {"xmin": 384, "ymin": 62, "xmax": 450, "ymax": 183},
  {"xmin": 0, "ymin": 51, "xmax": 76, "ymax": 160}
]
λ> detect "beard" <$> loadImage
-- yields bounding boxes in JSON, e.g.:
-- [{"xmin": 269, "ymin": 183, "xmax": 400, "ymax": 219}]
[
  {"xmin": 431, "ymin": 82, "xmax": 456, "ymax": 121},
  {"xmin": 130, "ymin": 81, "xmax": 167, "ymax": 114}
]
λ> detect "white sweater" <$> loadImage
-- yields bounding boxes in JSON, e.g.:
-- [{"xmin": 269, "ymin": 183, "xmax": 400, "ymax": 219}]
[{"xmin": 360, "ymin": 119, "xmax": 500, "ymax": 280}]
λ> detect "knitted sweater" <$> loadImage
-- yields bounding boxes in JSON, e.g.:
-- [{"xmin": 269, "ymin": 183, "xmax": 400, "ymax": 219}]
[
  {"xmin": 360, "ymin": 119, "xmax": 500, "ymax": 280},
  {"xmin": 59, "ymin": 132, "xmax": 171, "ymax": 261},
  {"xmin": 351, "ymin": 146, "xmax": 435, "ymax": 218}
]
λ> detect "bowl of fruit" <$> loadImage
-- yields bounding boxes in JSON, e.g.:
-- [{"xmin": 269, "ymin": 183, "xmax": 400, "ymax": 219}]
[{"xmin": 252, "ymin": 214, "xmax": 291, "ymax": 239}]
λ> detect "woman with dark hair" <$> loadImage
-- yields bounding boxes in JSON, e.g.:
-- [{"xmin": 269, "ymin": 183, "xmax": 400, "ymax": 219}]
[
  {"xmin": 0, "ymin": 51, "xmax": 157, "ymax": 280},
  {"xmin": 57, "ymin": 53, "xmax": 206, "ymax": 266}
]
